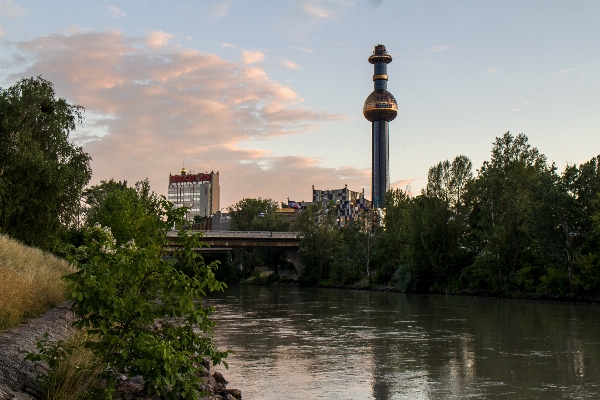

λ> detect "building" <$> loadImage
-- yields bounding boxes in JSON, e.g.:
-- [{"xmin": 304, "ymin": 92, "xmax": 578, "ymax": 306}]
[
  {"xmin": 312, "ymin": 185, "xmax": 372, "ymax": 227},
  {"xmin": 168, "ymin": 167, "xmax": 220, "ymax": 219},
  {"xmin": 363, "ymin": 44, "xmax": 398, "ymax": 208},
  {"xmin": 275, "ymin": 207, "xmax": 298, "ymax": 226}
]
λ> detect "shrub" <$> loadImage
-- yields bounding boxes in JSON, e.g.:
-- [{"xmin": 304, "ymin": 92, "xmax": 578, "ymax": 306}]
[{"xmin": 64, "ymin": 199, "xmax": 231, "ymax": 399}]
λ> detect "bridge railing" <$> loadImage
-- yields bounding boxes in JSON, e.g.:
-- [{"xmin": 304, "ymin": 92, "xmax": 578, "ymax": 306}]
[{"xmin": 167, "ymin": 230, "xmax": 299, "ymax": 239}]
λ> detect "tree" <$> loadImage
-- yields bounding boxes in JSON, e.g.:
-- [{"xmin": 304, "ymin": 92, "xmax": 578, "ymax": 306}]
[
  {"xmin": 295, "ymin": 202, "xmax": 344, "ymax": 285},
  {"xmin": 463, "ymin": 132, "xmax": 554, "ymax": 292},
  {"xmin": 227, "ymin": 197, "xmax": 289, "ymax": 232},
  {"xmin": 83, "ymin": 179, "xmax": 162, "ymax": 247},
  {"xmin": 0, "ymin": 77, "xmax": 91, "ymax": 250},
  {"xmin": 65, "ymin": 198, "xmax": 230, "ymax": 398},
  {"xmin": 421, "ymin": 155, "xmax": 474, "ymax": 290}
]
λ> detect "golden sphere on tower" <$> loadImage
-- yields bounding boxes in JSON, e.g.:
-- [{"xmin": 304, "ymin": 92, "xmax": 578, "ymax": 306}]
[{"xmin": 363, "ymin": 90, "xmax": 398, "ymax": 122}]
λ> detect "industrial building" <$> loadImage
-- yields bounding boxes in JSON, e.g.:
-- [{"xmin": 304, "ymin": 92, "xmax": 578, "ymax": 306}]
[
  {"xmin": 364, "ymin": 44, "xmax": 398, "ymax": 208},
  {"xmin": 167, "ymin": 167, "xmax": 220, "ymax": 219}
]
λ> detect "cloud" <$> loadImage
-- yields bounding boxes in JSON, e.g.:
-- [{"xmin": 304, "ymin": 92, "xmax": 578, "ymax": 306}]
[
  {"xmin": 302, "ymin": 2, "xmax": 332, "ymax": 18},
  {"xmin": 282, "ymin": 60, "xmax": 300, "ymax": 70},
  {"xmin": 242, "ymin": 50, "xmax": 265, "ymax": 64},
  {"xmin": 431, "ymin": 45, "xmax": 450, "ymax": 52},
  {"xmin": 2, "ymin": 31, "xmax": 354, "ymax": 206},
  {"xmin": 146, "ymin": 31, "xmax": 173, "ymax": 49},
  {"xmin": 207, "ymin": 3, "xmax": 229, "ymax": 18},
  {"xmin": 291, "ymin": 45, "xmax": 314, "ymax": 54},
  {"xmin": 485, "ymin": 67, "xmax": 498, "ymax": 75},
  {"xmin": 559, "ymin": 67, "xmax": 578, "ymax": 74},
  {"xmin": 300, "ymin": 0, "xmax": 353, "ymax": 19},
  {"xmin": 0, "ymin": 0, "xmax": 25, "ymax": 19},
  {"xmin": 108, "ymin": 5, "xmax": 125, "ymax": 18},
  {"xmin": 221, "ymin": 42, "xmax": 235, "ymax": 48},
  {"xmin": 390, "ymin": 178, "xmax": 420, "ymax": 191}
]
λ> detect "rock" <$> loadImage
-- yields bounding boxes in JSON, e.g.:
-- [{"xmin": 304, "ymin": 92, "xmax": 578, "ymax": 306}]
[
  {"xmin": 0, "ymin": 302, "xmax": 77, "ymax": 399},
  {"xmin": 213, "ymin": 371, "xmax": 228, "ymax": 386},
  {"xmin": 221, "ymin": 388, "xmax": 242, "ymax": 399}
]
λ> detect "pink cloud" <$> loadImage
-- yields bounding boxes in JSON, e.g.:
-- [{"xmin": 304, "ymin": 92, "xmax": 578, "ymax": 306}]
[
  {"xmin": 241, "ymin": 50, "xmax": 265, "ymax": 64},
  {"xmin": 3, "ymin": 30, "xmax": 366, "ymax": 207},
  {"xmin": 146, "ymin": 30, "xmax": 173, "ymax": 49}
]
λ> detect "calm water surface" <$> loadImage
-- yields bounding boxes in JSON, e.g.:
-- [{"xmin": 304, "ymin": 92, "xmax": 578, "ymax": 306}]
[{"xmin": 205, "ymin": 285, "xmax": 600, "ymax": 399}]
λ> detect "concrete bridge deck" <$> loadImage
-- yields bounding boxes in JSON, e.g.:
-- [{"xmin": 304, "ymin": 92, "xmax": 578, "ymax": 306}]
[{"xmin": 167, "ymin": 230, "xmax": 303, "ymax": 269}]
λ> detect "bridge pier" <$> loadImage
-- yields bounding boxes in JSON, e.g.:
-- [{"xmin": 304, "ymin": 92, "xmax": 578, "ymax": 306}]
[{"xmin": 285, "ymin": 249, "xmax": 303, "ymax": 272}]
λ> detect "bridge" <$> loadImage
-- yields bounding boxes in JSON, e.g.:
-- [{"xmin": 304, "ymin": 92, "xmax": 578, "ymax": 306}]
[{"xmin": 167, "ymin": 230, "xmax": 303, "ymax": 270}]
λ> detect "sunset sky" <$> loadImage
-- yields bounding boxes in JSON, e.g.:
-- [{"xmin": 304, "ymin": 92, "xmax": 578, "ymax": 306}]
[{"xmin": 1, "ymin": 0, "xmax": 599, "ymax": 208}]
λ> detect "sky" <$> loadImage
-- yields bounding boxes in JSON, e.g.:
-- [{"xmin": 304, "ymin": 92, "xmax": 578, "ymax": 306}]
[{"xmin": 1, "ymin": 0, "xmax": 599, "ymax": 209}]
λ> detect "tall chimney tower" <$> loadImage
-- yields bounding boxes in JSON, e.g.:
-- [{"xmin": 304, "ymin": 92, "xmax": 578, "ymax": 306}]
[{"xmin": 363, "ymin": 44, "xmax": 398, "ymax": 208}]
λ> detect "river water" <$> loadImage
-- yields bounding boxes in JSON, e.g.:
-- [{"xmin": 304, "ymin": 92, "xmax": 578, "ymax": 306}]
[{"xmin": 205, "ymin": 285, "xmax": 600, "ymax": 399}]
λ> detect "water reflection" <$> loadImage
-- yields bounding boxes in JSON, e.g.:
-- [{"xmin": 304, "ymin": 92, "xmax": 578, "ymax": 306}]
[{"xmin": 205, "ymin": 286, "xmax": 600, "ymax": 399}]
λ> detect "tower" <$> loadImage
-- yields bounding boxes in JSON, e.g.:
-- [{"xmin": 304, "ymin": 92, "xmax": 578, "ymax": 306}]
[{"xmin": 363, "ymin": 44, "xmax": 398, "ymax": 208}]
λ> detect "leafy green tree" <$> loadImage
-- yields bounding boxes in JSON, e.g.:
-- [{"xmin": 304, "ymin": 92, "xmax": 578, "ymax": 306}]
[
  {"xmin": 65, "ymin": 199, "xmax": 230, "ymax": 399},
  {"xmin": 463, "ymin": 132, "xmax": 554, "ymax": 292},
  {"xmin": 296, "ymin": 202, "xmax": 344, "ymax": 285},
  {"xmin": 0, "ymin": 77, "xmax": 91, "ymax": 250},
  {"xmin": 84, "ymin": 179, "xmax": 162, "ymax": 246},
  {"xmin": 421, "ymin": 155, "xmax": 474, "ymax": 290},
  {"xmin": 373, "ymin": 189, "xmax": 416, "ymax": 286},
  {"xmin": 227, "ymin": 197, "xmax": 289, "ymax": 232}
]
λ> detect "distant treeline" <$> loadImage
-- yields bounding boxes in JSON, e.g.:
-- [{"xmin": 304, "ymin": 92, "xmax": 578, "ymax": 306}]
[{"xmin": 297, "ymin": 132, "xmax": 600, "ymax": 297}]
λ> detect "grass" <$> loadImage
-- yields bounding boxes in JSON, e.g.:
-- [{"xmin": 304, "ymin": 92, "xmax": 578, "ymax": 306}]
[
  {"xmin": 41, "ymin": 331, "xmax": 104, "ymax": 400},
  {"xmin": 0, "ymin": 234, "xmax": 75, "ymax": 332}
]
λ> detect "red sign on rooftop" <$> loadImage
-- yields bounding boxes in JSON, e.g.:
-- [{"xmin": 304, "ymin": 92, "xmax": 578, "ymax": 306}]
[{"xmin": 169, "ymin": 173, "xmax": 212, "ymax": 184}]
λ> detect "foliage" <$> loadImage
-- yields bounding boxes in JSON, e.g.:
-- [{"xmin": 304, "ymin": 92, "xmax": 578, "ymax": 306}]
[
  {"xmin": 64, "ymin": 199, "xmax": 230, "ymax": 399},
  {"xmin": 24, "ymin": 331, "xmax": 103, "ymax": 400},
  {"xmin": 0, "ymin": 77, "xmax": 92, "ymax": 250},
  {"xmin": 292, "ymin": 132, "xmax": 600, "ymax": 299},
  {"xmin": 228, "ymin": 197, "xmax": 290, "ymax": 232},
  {"xmin": 227, "ymin": 198, "xmax": 291, "ymax": 275},
  {"xmin": 295, "ymin": 202, "xmax": 344, "ymax": 285},
  {"xmin": 82, "ymin": 179, "xmax": 162, "ymax": 246}
]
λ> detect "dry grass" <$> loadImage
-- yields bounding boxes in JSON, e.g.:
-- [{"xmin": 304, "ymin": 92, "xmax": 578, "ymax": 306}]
[
  {"xmin": 43, "ymin": 331, "xmax": 103, "ymax": 400},
  {"xmin": 0, "ymin": 234, "xmax": 75, "ymax": 332}
]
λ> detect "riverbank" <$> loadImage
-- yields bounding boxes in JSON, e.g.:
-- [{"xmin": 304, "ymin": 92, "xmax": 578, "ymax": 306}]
[
  {"xmin": 240, "ymin": 275, "xmax": 600, "ymax": 304},
  {"xmin": 0, "ymin": 303, "xmax": 241, "ymax": 400}
]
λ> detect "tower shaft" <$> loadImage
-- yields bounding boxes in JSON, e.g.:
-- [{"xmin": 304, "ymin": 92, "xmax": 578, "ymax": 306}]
[
  {"xmin": 372, "ymin": 120, "xmax": 389, "ymax": 208},
  {"xmin": 363, "ymin": 44, "xmax": 397, "ymax": 209}
]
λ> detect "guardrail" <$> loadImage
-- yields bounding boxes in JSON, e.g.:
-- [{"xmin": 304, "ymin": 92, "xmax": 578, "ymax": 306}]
[{"xmin": 167, "ymin": 230, "xmax": 299, "ymax": 239}]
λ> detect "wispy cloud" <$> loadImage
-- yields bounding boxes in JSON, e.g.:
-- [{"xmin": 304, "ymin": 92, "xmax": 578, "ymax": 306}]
[
  {"xmin": 431, "ymin": 45, "xmax": 450, "ymax": 52},
  {"xmin": 242, "ymin": 50, "xmax": 265, "ymax": 64},
  {"xmin": 292, "ymin": 45, "xmax": 314, "ymax": 54},
  {"xmin": 390, "ymin": 178, "xmax": 420, "ymax": 192},
  {"xmin": 221, "ymin": 42, "xmax": 236, "ymax": 48},
  {"xmin": 485, "ymin": 67, "xmax": 498, "ymax": 75},
  {"xmin": 302, "ymin": 2, "xmax": 332, "ymax": 18},
  {"xmin": 108, "ymin": 5, "xmax": 125, "ymax": 18},
  {"xmin": 282, "ymin": 60, "xmax": 300, "ymax": 70},
  {"xmin": 560, "ymin": 67, "xmax": 578, "ymax": 74},
  {"xmin": 0, "ymin": 0, "xmax": 25, "ymax": 19},
  {"xmin": 299, "ymin": 0, "xmax": 353, "ymax": 19},
  {"xmin": 2, "ymin": 31, "xmax": 352, "ymax": 205},
  {"xmin": 207, "ymin": 3, "xmax": 229, "ymax": 18}
]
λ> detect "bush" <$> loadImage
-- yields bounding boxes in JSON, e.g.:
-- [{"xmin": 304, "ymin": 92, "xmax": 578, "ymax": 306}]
[{"xmin": 63, "ymin": 199, "xmax": 231, "ymax": 399}]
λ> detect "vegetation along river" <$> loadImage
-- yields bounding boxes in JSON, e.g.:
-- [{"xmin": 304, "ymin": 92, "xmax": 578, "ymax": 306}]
[{"xmin": 206, "ymin": 285, "xmax": 600, "ymax": 399}]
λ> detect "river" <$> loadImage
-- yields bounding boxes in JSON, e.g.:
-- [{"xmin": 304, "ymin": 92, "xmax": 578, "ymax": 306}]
[{"xmin": 205, "ymin": 285, "xmax": 600, "ymax": 399}]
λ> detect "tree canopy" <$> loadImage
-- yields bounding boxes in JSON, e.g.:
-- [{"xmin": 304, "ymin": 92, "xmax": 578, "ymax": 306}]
[{"xmin": 0, "ymin": 77, "xmax": 91, "ymax": 250}]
